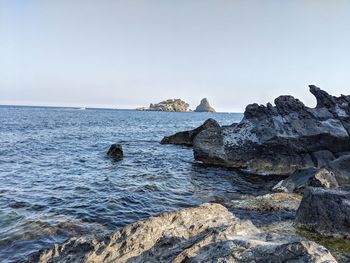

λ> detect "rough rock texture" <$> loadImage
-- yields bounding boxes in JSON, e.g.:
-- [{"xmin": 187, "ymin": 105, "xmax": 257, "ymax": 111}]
[
  {"xmin": 329, "ymin": 155, "xmax": 350, "ymax": 184},
  {"xmin": 295, "ymin": 186, "xmax": 350, "ymax": 239},
  {"xmin": 161, "ymin": 119, "xmax": 220, "ymax": 146},
  {"xmin": 30, "ymin": 203, "xmax": 336, "ymax": 263},
  {"xmin": 272, "ymin": 168, "xmax": 338, "ymax": 193},
  {"xmin": 228, "ymin": 193, "xmax": 302, "ymax": 211},
  {"xmin": 137, "ymin": 99, "xmax": 190, "ymax": 112},
  {"xmin": 107, "ymin": 144, "xmax": 123, "ymax": 160},
  {"xmin": 194, "ymin": 98, "xmax": 216, "ymax": 112},
  {"xmin": 194, "ymin": 85, "xmax": 350, "ymax": 175}
]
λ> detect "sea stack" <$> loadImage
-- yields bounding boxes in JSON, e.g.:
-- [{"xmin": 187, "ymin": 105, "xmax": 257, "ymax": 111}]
[{"xmin": 194, "ymin": 98, "xmax": 216, "ymax": 112}]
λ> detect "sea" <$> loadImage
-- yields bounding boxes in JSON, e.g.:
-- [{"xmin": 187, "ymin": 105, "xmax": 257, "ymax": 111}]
[{"xmin": 0, "ymin": 106, "xmax": 281, "ymax": 262}]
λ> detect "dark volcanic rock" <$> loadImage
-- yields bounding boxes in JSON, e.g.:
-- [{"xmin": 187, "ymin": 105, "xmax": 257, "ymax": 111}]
[
  {"xmin": 194, "ymin": 85, "xmax": 350, "ymax": 175},
  {"xmin": 295, "ymin": 186, "xmax": 350, "ymax": 239},
  {"xmin": 272, "ymin": 168, "xmax": 338, "ymax": 193},
  {"xmin": 161, "ymin": 118, "xmax": 220, "ymax": 146},
  {"xmin": 329, "ymin": 155, "xmax": 350, "ymax": 184},
  {"xmin": 194, "ymin": 98, "xmax": 216, "ymax": 112},
  {"xmin": 107, "ymin": 144, "xmax": 123, "ymax": 160}
]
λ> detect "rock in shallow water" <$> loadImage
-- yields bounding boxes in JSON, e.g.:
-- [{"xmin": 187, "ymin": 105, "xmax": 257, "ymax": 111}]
[
  {"xmin": 30, "ymin": 203, "xmax": 336, "ymax": 263},
  {"xmin": 295, "ymin": 186, "xmax": 350, "ymax": 239},
  {"xmin": 160, "ymin": 118, "xmax": 220, "ymax": 146},
  {"xmin": 107, "ymin": 144, "xmax": 123, "ymax": 160},
  {"xmin": 193, "ymin": 85, "xmax": 350, "ymax": 175}
]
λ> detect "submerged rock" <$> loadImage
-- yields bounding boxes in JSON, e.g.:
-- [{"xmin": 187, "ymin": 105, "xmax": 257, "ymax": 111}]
[
  {"xmin": 30, "ymin": 203, "xmax": 336, "ymax": 263},
  {"xmin": 161, "ymin": 119, "xmax": 220, "ymax": 146},
  {"xmin": 137, "ymin": 99, "xmax": 190, "ymax": 112},
  {"xmin": 295, "ymin": 186, "xmax": 350, "ymax": 239},
  {"xmin": 194, "ymin": 98, "xmax": 216, "ymax": 112},
  {"xmin": 272, "ymin": 168, "xmax": 338, "ymax": 193},
  {"xmin": 107, "ymin": 144, "xmax": 123, "ymax": 160},
  {"xmin": 194, "ymin": 85, "xmax": 350, "ymax": 175}
]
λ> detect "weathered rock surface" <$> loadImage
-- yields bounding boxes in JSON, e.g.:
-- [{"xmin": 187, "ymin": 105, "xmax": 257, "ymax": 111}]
[
  {"xmin": 295, "ymin": 186, "xmax": 350, "ymax": 239},
  {"xmin": 228, "ymin": 193, "xmax": 302, "ymax": 212},
  {"xmin": 30, "ymin": 203, "xmax": 336, "ymax": 263},
  {"xmin": 194, "ymin": 98, "xmax": 216, "ymax": 112},
  {"xmin": 137, "ymin": 99, "xmax": 190, "ymax": 112},
  {"xmin": 161, "ymin": 119, "xmax": 220, "ymax": 146},
  {"xmin": 329, "ymin": 155, "xmax": 350, "ymax": 184},
  {"xmin": 194, "ymin": 85, "xmax": 350, "ymax": 175},
  {"xmin": 272, "ymin": 168, "xmax": 338, "ymax": 193},
  {"xmin": 107, "ymin": 144, "xmax": 123, "ymax": 160}
]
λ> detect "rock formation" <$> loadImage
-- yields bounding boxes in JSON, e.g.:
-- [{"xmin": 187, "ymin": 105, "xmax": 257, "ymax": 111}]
[
  {"xmin": 107, "ymin": 144, "xmax": 123, "ymax": 160},
  {"xmin": 272, "ymin": 168, "xmax": 338, "ymax": 193},
  {"xmin": 160, "ymin": 118, "xmax": 220, "ymax": 146},
  {"xmin": 137, "ymin": 99, "xmax": 190, "ymax": 112},
  {"xmin": 30, "ymin": 203, "xmax": 336, "ymax": 263},
  {"xmin": 295, "ymin": 186, "xmax": 350, "ymax": 239},
  {"xmin": 193, "ymin": 85, "xmax": 350, "ymax": 175},
  {"xmin": 194, "ymin": 98, "xmax": 216, "ymax": 112}
]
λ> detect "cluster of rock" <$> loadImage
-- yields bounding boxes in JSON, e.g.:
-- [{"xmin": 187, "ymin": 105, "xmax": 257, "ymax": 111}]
[
  {"xmin": 29, "ymin": 203, "xmax": 337, "ymax": 263},
  {"xmin": 137, "ymin": 99, "xmax": 191, "ymax": 112},
  {"xmin": 137, "ymin": 98, "xmax": 216, "ymax": 112}
]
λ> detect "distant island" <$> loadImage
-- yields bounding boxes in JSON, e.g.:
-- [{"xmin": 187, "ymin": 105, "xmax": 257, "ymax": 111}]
[{"xmin": 137, "ymin": 98, "xmax": 216, "ymax": 112}]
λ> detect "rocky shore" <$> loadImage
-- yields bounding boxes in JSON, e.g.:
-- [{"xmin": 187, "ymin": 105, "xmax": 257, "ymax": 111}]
[{"xmin": 30, "ymin": 85, "xmax": 350, "ymax": 262}]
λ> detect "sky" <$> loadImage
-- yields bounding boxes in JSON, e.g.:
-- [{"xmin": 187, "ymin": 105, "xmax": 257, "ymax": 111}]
[{"xmin": 1, "ymin": 0, "xmax": 350, "ymax": 112}]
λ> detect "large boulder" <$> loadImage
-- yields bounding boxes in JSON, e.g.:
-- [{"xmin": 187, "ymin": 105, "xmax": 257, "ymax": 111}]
[
  {"xmin": 31, "ymin": 203, "xmax": 336, "ymax": 263},
  {"xmin": 194, "ymin": 85, "xmax": 350, "ymax": 175},
  {"xmin": 194, "ymin": 98, "xmax": 216, "ymax": 112},
  {"xmin": 137, "ymin": 99, "xmax": 190, "ymax": 112},
  {"xmin": 295, "ymin": 186, "xmax": 350, "ymax": 239},
  {"xmin": 161, "ymin": 118, "xmax": 220, "ymax": 146},
  {"xmin": 272, "ymin": 168, "xmax": 338, "ymax": 193}
]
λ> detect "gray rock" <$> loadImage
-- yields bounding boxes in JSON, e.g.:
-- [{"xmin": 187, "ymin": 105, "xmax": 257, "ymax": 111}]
[
  {"xmin": 194, "ymin": 98, "xmax": 216, "ymax": 112},
  {"xmin": 194, "ymin": 85, "xmax": 350, "ymax": 175},
  {"xmin": 295, "ymin": 186, "xmax": 350, "ymax": 239},
  {"xmin": 107, "ymin": 144, "xmax": 123, "ymax": 160},
  {"xmin": 272, "ymin": 168, "xmax": 338, "ymax": 193},
  {"xmin": 31, "ymin": 203, "xmax": 336, "ymax": 263},
  {"xmin": 311, "ymin": 150, "xmax": 336, "ymax": 168},
  {"xmin": 161, "ymin": 118, "xmax": 220, "ymax": 146},
  {"xmin": 137, "ymin": 99, "xmax": 190, "ymax": 112},
  {"xmin": 329, "ymin": 155, "xmax": 350, "ymax": 184}
]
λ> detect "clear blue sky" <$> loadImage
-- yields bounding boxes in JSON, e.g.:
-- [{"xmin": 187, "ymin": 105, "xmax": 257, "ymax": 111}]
[{"xmin": 1, "ymin": 0, "xmax": 349, "ymax": 112}]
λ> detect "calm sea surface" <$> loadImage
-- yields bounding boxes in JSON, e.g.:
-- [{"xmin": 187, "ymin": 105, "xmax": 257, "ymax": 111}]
[{"xmin": 0, "ymin": 106, "xmax": 278, "ymax": 262}]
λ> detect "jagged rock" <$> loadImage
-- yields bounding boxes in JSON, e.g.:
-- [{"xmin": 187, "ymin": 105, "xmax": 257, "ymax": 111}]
[
  {"xmin": 272, "ymin": 168, "xmax": 338, "ymax": 193},
  {"xmin": 329, "ymin": 155, "xmax": 350, "ymax": 184},
  {"xmin": 137, "ymin": 99, "xmax": 190, "ymax": 112},
  {"xmin": 160, "ymin": 119, "xmax": 220, "ymax": 146},
  {"xmin": 295, "ymin": 186, "xmax": 350, "ymax": 239},
  {"xmin": 194, "ymin": 98, "xmax": 216, "ymax": 112},
  {"xmin": 194, "ymin": 85, "xmax": 350, "ymax": 175},
  {"xmin": 311, "ymin": 150, "xmax": 336, "ymax": 168},
  {"xmin": 228, "ymin": 193, "xmax": 302, "ymax": 212},
  {"xmin": 107, "ymin": 144, "xmax": 123, "ymax": 160},
  {"xmin": 30, "ymin": 203, "xmax": 336, "ymax": 263}
]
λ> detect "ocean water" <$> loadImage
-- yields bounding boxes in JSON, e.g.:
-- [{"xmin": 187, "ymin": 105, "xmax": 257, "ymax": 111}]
[{"xmin": 0, "ymin": 106, "xmax": 279, "ymax": 262}]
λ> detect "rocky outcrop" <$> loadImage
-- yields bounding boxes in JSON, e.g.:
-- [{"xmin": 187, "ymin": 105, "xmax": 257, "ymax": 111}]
[
  {"xmin": 137, "ymin": 99, "xmax": 190, "ymax": 112},
  {"xmin": 30, "ymin": 203, "xmax": 336, "ymax": 263},
  {"xmin": 194, "ymin": 85, "xmax": 350, "ymax": 175},
  {"xmin": 329, "ymin": 155, "xmax": 350, "ymax": 184},
  {"xmin": 107, "ymin": 144, "xmax": 123, "ymax": 160},
  {"xmin": 295, "ymin": 186, "xmax": 350, "ymax": 240},
  {"xmin": 194, "ymin": 98, "xmax": 216, "ymax": 112},
  {"xmin": 272, "ymin": 168, "xmax": 338, "ymax": 193},
  {"xmin": 161, "ymin": 119, "xmax": 220, "ymax": 146}
]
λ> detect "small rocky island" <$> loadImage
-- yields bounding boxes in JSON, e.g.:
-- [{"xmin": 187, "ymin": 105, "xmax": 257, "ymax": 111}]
[
  {"xmin": 194, "ymin": 98, "xmax": 216, "ymax": 112},
  {"xmin": 137, "ymin": 99, "xmax": 190, "ymax": 112}
]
